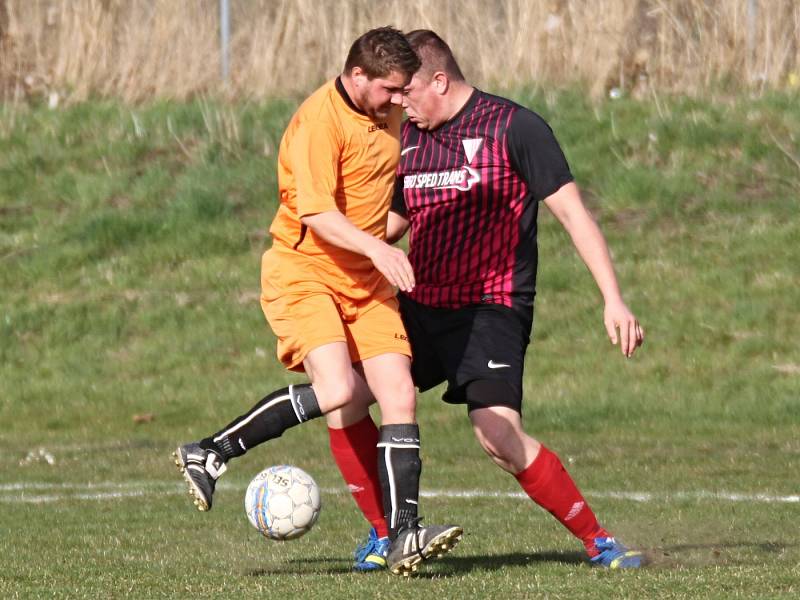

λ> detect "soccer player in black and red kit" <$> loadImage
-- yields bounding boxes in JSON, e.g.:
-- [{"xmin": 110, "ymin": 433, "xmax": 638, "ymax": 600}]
[{"xmin": 333, "ymin": 29, "xmax": 646, "ymax": 570}]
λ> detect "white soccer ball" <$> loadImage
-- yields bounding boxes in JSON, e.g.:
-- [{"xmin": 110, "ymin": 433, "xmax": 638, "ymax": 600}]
[{"xmin": 244, "ymin": 465, "xmax": 321, "ymax": 541}]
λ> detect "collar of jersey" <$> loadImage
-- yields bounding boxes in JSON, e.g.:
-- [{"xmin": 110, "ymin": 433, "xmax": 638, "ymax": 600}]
[{"xmin": 335, "ymin": 76, "xmax": 369, "ymax": 117}]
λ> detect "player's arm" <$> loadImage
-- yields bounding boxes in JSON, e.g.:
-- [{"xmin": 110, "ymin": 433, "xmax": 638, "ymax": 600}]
[
  {"xmin": 386, "ymin": 174, "xmax": 410, "ymax": 244},
  {"xmin": 301, "ymin": 211, "xmax": 414, "ymax": 292},
  {"xmin": 543, "ymin": 182, "xmax": 643, "ymax": 357},
  {"xmin": 291, "ymin": 119, "xmax": 414, "ymax": 292},
  {"xmin": 386, "ymin": 211, "xmax": 409, "ymax": 244},
  {"xmin": 507, "ymin": 108, "xmax": 643, "ymax": 357}
]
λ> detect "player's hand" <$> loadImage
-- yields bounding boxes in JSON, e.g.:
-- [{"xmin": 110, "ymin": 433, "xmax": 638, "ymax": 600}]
[
  {"xmin": 367, "ymin": 241, "xmax": 415, "ymax": 292},
  {"xmin": 603, "ymin": 299, "xmax": 644, "ymax": 358}
]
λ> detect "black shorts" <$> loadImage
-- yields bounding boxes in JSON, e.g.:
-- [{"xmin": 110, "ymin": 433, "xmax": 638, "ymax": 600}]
[{"xmin": 398, "ymin": 295, "xmax": 532, "ymax": 412}]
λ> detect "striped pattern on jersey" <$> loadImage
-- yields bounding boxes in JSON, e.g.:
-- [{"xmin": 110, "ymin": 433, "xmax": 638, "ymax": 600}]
[{"xmin": 398, "ymin": 91, "xmax": 538, "ymax": 313}]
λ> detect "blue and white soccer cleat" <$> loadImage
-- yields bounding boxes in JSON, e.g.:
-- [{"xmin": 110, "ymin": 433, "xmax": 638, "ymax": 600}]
[
  {"xmin": 590, "ymin": 536, "xmax": 645, "ymax": 569},
  {"xmin": 353, "ymin": 528, "xmax": 390, "ymax": 572}
]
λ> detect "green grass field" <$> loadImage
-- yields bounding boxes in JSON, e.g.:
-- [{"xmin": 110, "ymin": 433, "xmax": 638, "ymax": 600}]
[{"xmin": 1, "ymin": 90, "xmax": 799, "ymax": 598}]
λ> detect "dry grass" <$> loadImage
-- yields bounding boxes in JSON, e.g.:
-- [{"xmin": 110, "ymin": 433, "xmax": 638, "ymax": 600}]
[{"xmin": 1, "ymin": 0, "xmax": 799, "ymax": 103}]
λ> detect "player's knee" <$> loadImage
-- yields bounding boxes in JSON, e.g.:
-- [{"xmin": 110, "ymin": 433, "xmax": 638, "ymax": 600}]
[
  {"xmin": 470, "ymin": 407, "xmax": 534, "ymax": 472},
  {"xmin": 313, "ymin": 372, "xmax": 358, "ymax": 413},
  {"xmin": 395, "ymin": 376, "xmax": 416, "ymax": 410},
  {"xmin": 376, "ymin": 375, "xmax": 416, "ymax": 423},
  {"xmin": 474, "ymin": 426, "xmax": 510, "ymax": 461},
  {"xmin": 478, "ymin": 431, "xmax": 528, "ymax": 473}
]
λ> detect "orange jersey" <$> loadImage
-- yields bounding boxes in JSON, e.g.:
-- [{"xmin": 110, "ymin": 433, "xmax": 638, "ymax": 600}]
[{"xmin": 268, "ymin": 78, "xmax": 402, "ymax": 303}]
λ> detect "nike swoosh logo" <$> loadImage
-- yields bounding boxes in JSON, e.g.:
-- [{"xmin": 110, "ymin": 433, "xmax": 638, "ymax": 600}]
[
  {"xmin": 401, "ymin": 145, "xmax": 420, "ymax": 156},
  {"xmin": 487, "ymin": 360, "xmax": 511, "ymax": 369}
]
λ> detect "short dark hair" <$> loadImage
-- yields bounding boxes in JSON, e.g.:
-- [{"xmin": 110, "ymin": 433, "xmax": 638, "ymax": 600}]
[
  {"xmin": 404, "ymin": 30, "xmax": 464, "ymax": 81},
  {"xmin": 344, "ymin": 26, "xmax": 421, "ymax": 79}
]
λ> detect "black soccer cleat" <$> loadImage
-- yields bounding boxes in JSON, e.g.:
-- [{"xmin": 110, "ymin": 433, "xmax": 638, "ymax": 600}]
[
  {"xmin": 172, "ymin": 442, "xmax": 227, "ymax": 511},
  {"xmin": 386, "ymin": 518, "xmax": 463, "ymax": 576}
]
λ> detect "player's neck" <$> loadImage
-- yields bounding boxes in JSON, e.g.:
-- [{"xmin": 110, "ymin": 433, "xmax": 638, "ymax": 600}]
[
  {"xmin": 339, "ymin": 74, "xmax": 363, "ymax": 113},
  {"xmin": 444, "ymin": 83, "xmax": 474, "ymax": 123}
]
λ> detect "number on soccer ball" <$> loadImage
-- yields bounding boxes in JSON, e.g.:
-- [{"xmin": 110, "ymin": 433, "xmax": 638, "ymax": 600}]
[{"xmin": 244, "ymin": 465, "xmax": 321, "ymax": 541}]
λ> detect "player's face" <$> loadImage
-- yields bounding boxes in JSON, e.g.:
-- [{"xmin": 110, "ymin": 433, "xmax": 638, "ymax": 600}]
[
  {"xmin": 353, "ymin": 69, "xmax": 409, "ymax": 120},
  {"xmin": 401, "ymin": 72, "xmax": 441, "ymax": 130}
]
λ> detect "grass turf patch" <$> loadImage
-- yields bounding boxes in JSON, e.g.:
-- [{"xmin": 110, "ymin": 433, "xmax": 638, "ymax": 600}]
[{"xmin": 1, "ymin": 90, "xmax": 799, "ymax": 597}]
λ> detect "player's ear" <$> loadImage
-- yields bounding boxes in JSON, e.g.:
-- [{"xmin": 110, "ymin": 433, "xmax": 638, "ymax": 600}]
[
  {"xmin": 432, "ymin": 71, "xmax": 449, "ymax": 95},
  {"xmin": 349, "ymin": 66, "xmax": 368, "ymax": 86}
]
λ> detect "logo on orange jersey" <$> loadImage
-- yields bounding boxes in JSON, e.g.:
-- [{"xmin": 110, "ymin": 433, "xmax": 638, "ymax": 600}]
[{"xmin": 368, "ymin": 122, "xmax": 388, "ymax": 132}]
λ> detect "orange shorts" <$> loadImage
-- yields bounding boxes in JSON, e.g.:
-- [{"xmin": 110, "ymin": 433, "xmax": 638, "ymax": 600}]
[{"xmin": 260, "ymin": 247, "xmax": 411, "ymax": 372}]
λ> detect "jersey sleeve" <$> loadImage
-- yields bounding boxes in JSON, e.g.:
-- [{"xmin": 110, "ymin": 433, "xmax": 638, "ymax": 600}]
[
  {"xmin": 390, "ymin": 174, "xmax": 407, "ymax": 218},
  {"xmin": 289, "ymin": 119, "xmax": 342, "ymax": 218},
  {"xmin": 506, "ymin": 108, "xmax": 574, "ymax": 202}
]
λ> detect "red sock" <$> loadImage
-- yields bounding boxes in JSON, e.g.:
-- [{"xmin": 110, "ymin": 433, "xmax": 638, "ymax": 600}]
[
  {"xmin": 515, "ymin": 445, "xmax": 609, "ymax": 556},
  {"xmin": 328, "ymin": 415, "xmax": 388, "ymax": 538}
]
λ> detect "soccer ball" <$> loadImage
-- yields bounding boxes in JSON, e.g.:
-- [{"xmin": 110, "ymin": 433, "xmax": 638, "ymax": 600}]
[{"xmin": 244, "ymin": 465, "xmax": 321, "ymax": 541}]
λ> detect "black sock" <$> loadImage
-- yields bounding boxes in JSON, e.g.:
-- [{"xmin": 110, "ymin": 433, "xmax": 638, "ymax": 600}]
[
  {"xmin": 200, "ymin": 384, "xmax": 322, "ymax": 461},
  {"xmin": 377, "ymin": 423, "xmax": 421, "ymax": 541}
]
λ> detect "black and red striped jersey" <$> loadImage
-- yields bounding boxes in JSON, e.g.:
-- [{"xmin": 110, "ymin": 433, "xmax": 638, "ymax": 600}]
[{"xmin": 392, "ymin": 89, "xmax": 574, "ymax": 316}]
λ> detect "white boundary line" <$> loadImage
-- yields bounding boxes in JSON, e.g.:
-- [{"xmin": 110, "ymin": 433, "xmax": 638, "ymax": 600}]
[{"xmin": 0, "ymin": 481, "xmax": 798, "ymax": 505}]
